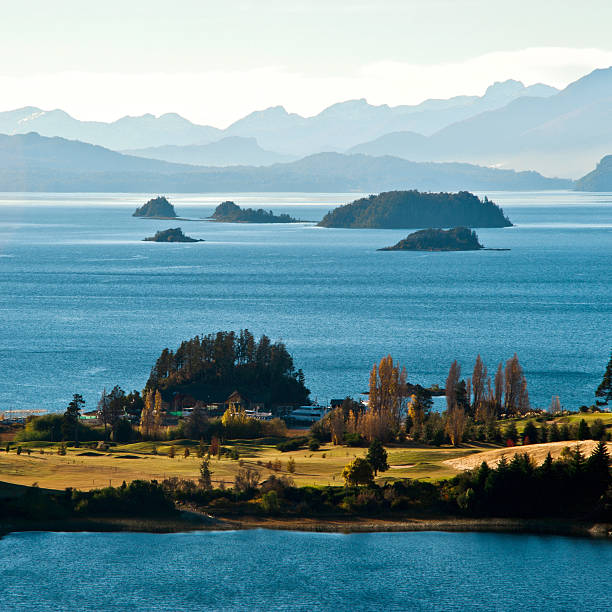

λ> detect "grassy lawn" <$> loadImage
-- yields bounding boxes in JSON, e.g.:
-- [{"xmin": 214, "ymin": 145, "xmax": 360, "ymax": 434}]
[{"xmin": 0, "ymin": 438, "xmax": 496, "ymax": 491}]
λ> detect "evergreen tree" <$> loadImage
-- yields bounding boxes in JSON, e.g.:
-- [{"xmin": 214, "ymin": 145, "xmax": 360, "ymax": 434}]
[
  {"xmin": 342, "ymin": 457, "xmax": 374, "ymax": 486},
  {"xmin": 595, "ymin": 351, "xmax": 612, "ymax": 405},
  {"xmin": 548, "ymin": 422, "xmax": 561, "ymax": 442},
  {"xmin": 522, "ymin": 421, "xmax": 538, "ymax": 445},
  {"xmin": 198, "ymin": 458, "xmax": 212, "ymax": 490},
  {"xmin": 366, "ymin": 439, "xmax": 389, "ymax": 476},
  {"xmin": 577, "ymin": 419, "xmax": 591, "ymax": 441},
  {"xmin": 503, "ymin": 421, "xmax": 519, "ymax": 445},
  {"xmin": 62, "ymin": 394, "xmax": 85, "ymax": 443}
]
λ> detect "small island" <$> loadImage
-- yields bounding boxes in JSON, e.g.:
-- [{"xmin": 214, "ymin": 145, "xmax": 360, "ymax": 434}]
[
  {"xmin": 133, "ymin": 196, "xmax": 178, "ymax": 218},
  {"xmin": 378, "ymin": 227, "xmax": 484, "ymax": 251},
  {"xmin": 318, "ymin": 190, "xmax": 512, "ymax": 229},
  {"xmin": 143, "ymin": 228, "xmax": 203, "ymax": 243},
  {"xmin": 210, "ymin": 200, "xmax": 300, "ymax": 223}
]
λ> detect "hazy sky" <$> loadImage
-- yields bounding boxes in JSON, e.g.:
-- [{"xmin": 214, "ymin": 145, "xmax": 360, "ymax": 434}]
[{"xmin": 2, "ymin": 0, "xmax": 612, "ymax": 126}]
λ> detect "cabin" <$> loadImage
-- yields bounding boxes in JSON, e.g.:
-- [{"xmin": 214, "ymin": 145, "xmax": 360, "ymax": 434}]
[{"xmin": 226, "ymin": 390, "xmax": 266, "ymax": 413}]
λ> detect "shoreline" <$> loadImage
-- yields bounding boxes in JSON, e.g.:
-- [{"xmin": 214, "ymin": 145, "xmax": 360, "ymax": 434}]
[{"xmin": 2, "ymin": 514, "xmax": 610, "ymax": 540}]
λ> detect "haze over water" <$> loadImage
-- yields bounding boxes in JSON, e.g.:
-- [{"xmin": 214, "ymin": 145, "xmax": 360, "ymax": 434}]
[{"xmin": 0, "ymin": 191, "xmax": 610, "ymax": 413}]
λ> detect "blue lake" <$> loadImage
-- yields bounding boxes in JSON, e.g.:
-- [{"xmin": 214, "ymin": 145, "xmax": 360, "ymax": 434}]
[
  {"xmin": 0, "ymin": 191, "xmax": 611, "ymax": 412},
  {"xmin": 1, "ymin": 529, "xmax": 611, "ymax": 611}
]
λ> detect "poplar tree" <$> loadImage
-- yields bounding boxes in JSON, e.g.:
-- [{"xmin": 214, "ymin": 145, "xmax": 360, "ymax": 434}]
[
  {"xmin": 445, "ymin": 360, "xmax": 461, "ymax": 410},
  {"xmin": 153, "ymin": 389, "xmax": 164, "ymax": 435},
  {"xmin": 494, "ymin": 363, "xmax": 504, "ymax": 414},
  {"xmin": 139, "ymin": 389, "xmax": 155, "ymax": 438},
  {"xmin": 472, "ymin": 355, "xmax": 486, "ymax": 415}
]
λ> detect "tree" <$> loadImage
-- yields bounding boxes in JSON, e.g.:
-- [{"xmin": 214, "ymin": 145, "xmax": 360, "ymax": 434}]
[
  {"xmin": 139, "ymin": 389, "xmax": 155, "ymax": 438},
  {"xmin": 367, "ymin": 355, "xmax": 407, "ymax": 440},
  {"xmin": 366, "ymin": 439, "xmax": 389, "ymax": 476},
  {"xmin": 98, "ymin": 386, "xmax": 125, "ymax": 437},
  {"xmin": 184, "ymin": 447, "xmax": 190, "ymax": 458},
  {"xmin": 548, "ymin": 422, "xmax": 561, "ymax": 442},
  {"xmin": 595, "ymin": 351, "xmax": 612, "ymax": 405},
  {"xmin": 168, "ymin": 445, "xmax": 175, "ymax": 459},
  {"xmin": 198, "ymin": 458, "xmax": 212, "ymax": 490},
  {"xmin": 445, "ymin": 360, "xmax": 461, "ymax": 410},
  {"xmin": 494, "ymin": 362, "xmax": 504, "ymax": 414},
  {"xmin": 112, "ymin": 418, "xmax": 133, "ymax": 443},
  {"xmin": 577, "ymin": 419, "xmax": 590, "ymax": 441},
  {"xmin": 342, "ymin": 457, "xmax": 374, "ymax": 487},
  {"xmin": 153, "ymin": 389, "xmax": 164, "ymax": 435},
  {"xmin": 185, "ymin": 405, "xmax": 209, "ymax": 439},
  {"xmin": 522, "ymin": 421, "xmax": 539, "ymax": 445},
  {"xmin": 503, "ymin": 421, "xmax": 519, "ymax": 446},
  {"xmin": 445, "ymin": 406, "xmax": 466, "ymax": 446},
  {"xmin": 287, "ymin": 457, "xmax": 296, "ymax": 473},
  {"xmin": 504, "ymin": 354, "xmax": 528, "ymax": 415},
  {"xmin": 234, "ymin": 467, "xmax": 260, "ymax": 493},
  {"xmin": 62, "ymin": 394, "xmax": 85, "ymax": 443},
  {"xmin": 472, "ymin": 355, "xmax": 487, "ymax": 417},
  {"xmin": 590, "ymin": 419, "xmax": 606, "ymax": 441}
]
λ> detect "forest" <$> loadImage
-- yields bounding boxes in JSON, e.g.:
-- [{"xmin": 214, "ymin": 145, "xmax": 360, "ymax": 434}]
[
  {"xmin": 146, "ymin": 330, "xmax": 310, "ymax": 409},
  {"xmin": 317, "ymin": 190, "xmax": 513, "ymax": 229}
]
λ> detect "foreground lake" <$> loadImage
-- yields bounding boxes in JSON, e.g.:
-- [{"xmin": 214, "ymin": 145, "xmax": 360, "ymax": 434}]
[
  {"xmin": 0, "ymin": 190, "xmax": 611, "ymax": 411},
  {"xmin": 1, "ymin": 529, "xmax": 610, "ymax": 610}
]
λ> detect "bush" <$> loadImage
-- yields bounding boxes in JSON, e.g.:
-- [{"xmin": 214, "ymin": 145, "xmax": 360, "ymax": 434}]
[
  {"xmin": 343, "ymin": 433, "xmax": 366, "ymax": 447},
  {"xmin": 261, "ymin": 490, "xmax": 280, "ymax": 514},
  {"xmin": 308, "ymin": 439, "xmax": 320, "ymax": 451},
  {"xmin": 276, "ymin": 437, "xmax": 308, "ymax": 452}
]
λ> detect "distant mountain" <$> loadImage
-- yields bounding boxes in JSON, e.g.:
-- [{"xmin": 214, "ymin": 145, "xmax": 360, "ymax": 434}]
[
  {"xmin": 349, "ymin": 67, "xmax": 612, "ymax": 178},
  {"xmin": 0, "ymin": 132, "xmax": 196, "ymax": 173},
  {"xmin": 0, "ymin": 107, "xmax": 221, "ymax": 150},
  {"xmin": 125, "ymin": 136, "xmax": 292, "ymax": 167},
  {"xmin": 318, "ymin": 191, "xmax": 512, "ymax": 229},
  {"xmin": 0, "ymin": 79, "xmax": 556, "ymax": 155},
  {"xmin": 224, "ymin": 80, "xmax": 558, "ymax": 154},
  {"xmin": 0, "ymin": 133, "xmax": 572, "ymax": 192},
  {"xmin": 574, "ymin": 155, "xmax": 612, "ymax": 190}
]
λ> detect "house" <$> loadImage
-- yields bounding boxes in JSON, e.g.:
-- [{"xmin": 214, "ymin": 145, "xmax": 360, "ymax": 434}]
[{"xmin": 226, "ymin": 391, "xmax": 266, "ymax": 413}]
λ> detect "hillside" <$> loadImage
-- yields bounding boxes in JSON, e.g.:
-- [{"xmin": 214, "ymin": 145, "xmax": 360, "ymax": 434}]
[
  {"xmin": 575, "ymin": 155, "xmax": 612, "ymax": 191},
  {"xmin": 350, "ymin": 66, "xmax": 612, "ymax": 177},
  {"xmin": 124, "ymin": 136, "xmax": 292, "ymax": 167},
  {"xmin": 0, "ymin": 134, "xmax": 572, "ymax": 192},
  {"xmin": 318, "ymin": 191, "xmax": 512, "ymax": 229}
]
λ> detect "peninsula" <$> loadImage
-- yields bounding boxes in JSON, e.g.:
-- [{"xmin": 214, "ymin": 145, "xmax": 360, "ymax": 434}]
[
  {"xmin": 133, "ymin": 196, "xmax": 177, "ymax": 218},
  {"xmin": 143, "ymin": 228, "xmax": 203, "ymax": 243},
  {"xmin": 379, "ymin": 227, "xmax": 484, "ymax": 251},
  {"xmin": 210, "ymin": 201, "xmax": 300, "ymax": 223},
  {"xmin": 318, "ymin": 190, "xmax": 512, "ymax": 229}
]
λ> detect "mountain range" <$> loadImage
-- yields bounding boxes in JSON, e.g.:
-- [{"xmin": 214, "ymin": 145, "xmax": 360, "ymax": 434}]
[
  {"xmin": 0, "ymin": 132, "xmax": 572, "ymax": 192},
  {"xmin": 1, "ymin": 67, "xmax": 611, "ymax": 179}
]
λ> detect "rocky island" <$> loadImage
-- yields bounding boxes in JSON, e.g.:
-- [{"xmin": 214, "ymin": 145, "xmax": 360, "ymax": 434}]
[
  {"xmin": 318, "ymin": 190, "xmax": 512, "ymax": 229},
  {"xmin": 210, "ymin": 200, "xmax": 300, "ymax": 223},
  {"xmin": 143, "ymin": 228, "xmax": 203, "ymax": 243},
  {"xmin": 379, "ymin": 227, "xmax": 484, "ymax": 251},
  {"xmin": 133, "ymin": 196, "xmax": 177, "ymax": 218}
]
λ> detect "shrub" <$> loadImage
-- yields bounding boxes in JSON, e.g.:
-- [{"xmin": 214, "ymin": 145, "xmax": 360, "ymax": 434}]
[
  {"xmin": 287, "ymin": 457, "xmax": 296, "ymax": 473},
  {"xmin": 261, "ymin": 490, "xmax": 280, "ymax": 514},
  {"xmin": 276, "ymin": 437, "xmax": 308, "ymax": 452},
  {"xmin": 308, "ymin": 439, "xmax": 320, "ymax": 451},
  {"xmin": 234, "ymin": 468, "xmax": 260, "ymax": 493}
]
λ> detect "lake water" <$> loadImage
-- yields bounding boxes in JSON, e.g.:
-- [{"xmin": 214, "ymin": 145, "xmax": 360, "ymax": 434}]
[
  {"xmin": 0, "ymin": 191, "xmax": 611, "ymax": 413},
  {"xmin": 1, "ymin": 529, "xmax": 611, "ymax": 611}
]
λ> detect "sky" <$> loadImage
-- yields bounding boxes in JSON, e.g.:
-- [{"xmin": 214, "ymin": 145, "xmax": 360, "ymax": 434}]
[{"xmin": 2, "ymin": 0, "xmax": 612, "ymax": 127}]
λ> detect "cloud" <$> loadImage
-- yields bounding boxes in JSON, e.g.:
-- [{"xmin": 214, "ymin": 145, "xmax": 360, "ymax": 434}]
[{"xmin": 1, "ymin": 47, "xmax": 611, "ymax": 127}]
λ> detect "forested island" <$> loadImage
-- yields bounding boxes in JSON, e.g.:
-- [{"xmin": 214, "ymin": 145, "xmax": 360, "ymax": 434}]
[
  {"xmin": 133, "ymin": 196, "xmax": 177, "ymax": 218},
  {"xmin": 379, "ymin": 227, "xmax": 484, "ymax": 251},
  {"xmin": 318, "ymin": 190, "xmax": 512, "ymax": 229},
  {"xmin": 210, "ymin": 201, "xmax": 300, "ymax": 223},
  {"xmin": 147, "ymin": 330, "xmax": 310, "ymax": 410},
  {"xmin": 143, "ymin": 228, "xmax": 203, "ymax": 243}
]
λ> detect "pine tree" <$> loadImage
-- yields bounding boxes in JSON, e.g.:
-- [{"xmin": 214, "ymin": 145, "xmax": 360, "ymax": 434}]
[
  {"xmin": 366, "ymin": 439, "xmax": 389, "ymax": 476},
  {"xmin": 595, "ymin": 351, "xmax": 612, "ymax": 405},
  {"xmin": 577, "ymin": 419, "xmax": 590, "ymax": 441},
  {"xmin": 548, "ymin": 422, "xmax": 561, "ymax": 442},
  {"xmin": 62, "ymin": 394, "xmax": 85, "ymax": 443},
  {"xmin": 198, "ymin": 458, "xmax": 212, "ymax": 490},
  {"xmin": 522, "ymin": 421, "xmax": 538, "ymax": 445}
]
